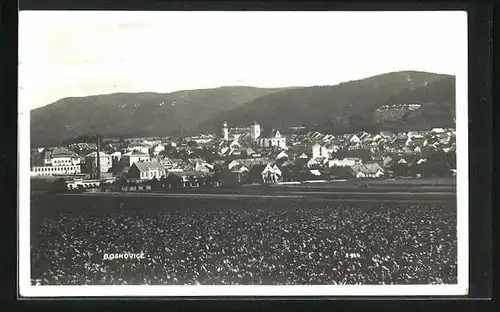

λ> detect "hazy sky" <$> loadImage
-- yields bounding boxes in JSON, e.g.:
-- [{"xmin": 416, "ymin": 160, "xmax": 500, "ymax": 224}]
[{"xmin": 19, "ymin": 11, "xmax": 467, "ymax": 110}]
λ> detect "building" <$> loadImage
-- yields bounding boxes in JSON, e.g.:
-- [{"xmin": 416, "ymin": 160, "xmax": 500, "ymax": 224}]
[
  {"xmin": 328, "ymin": 157, "xmax": 362, "ymax": 168},
  {"xmin": 127, "ymin": 161, "xmax": 166, "ymax": 180},
  {"xmin": 127, "ymin": 145, "xmax": 150, "ymax": 155},
  {"xmin": 250, "ymin": 121, "xmax": 261, "ymax": 140},
  {"xmin": 227, "ymin": 157, "xmax": 272, "ymax": 171},
  {"xmin": 85, "ymin": 151, "xmax": 113, "ymax": 174},
  {"xmin": 256, "ymin": 129, "xmax": 286, "ymax": 149},
  {"xmin": 110, "ymin": 151, "xmax": 122, "ymax": 166},
  {"xmin": 31, "ymin": 165, "xmax": 82, "ymax": 176},
  {"xmin": 122, "ymin": 150, "xmax": 150, "ymax": 167},
  {"xmin": 261, "ymin": 163, "xmax": 282, "ymax": 184},
  {"xmin": 312, "ymin": 143, "xmax": 329, "ymax": 159},
  {"xmin": 31, "ymin": 147, "xmax": 82, "ymax": 167},
  {"xmin": 349, "ymin": 163, "xmax": 385, "ymax": 178},
  {"xmin": 221, "ymin": 121, "xmax": 285, "ymax": 148},
  {"xmin": 374, "ymin": 104, "xmax": 422, "ymax": 123},
  {"xmin": 222, "ymin": 121, "xmax": 229, "ymax": 141}
]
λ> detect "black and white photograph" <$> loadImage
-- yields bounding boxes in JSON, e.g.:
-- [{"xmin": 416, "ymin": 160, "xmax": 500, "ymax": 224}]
[{"xmin": 18, "ymin": 10, "xmax": 468, "ymax": 297}]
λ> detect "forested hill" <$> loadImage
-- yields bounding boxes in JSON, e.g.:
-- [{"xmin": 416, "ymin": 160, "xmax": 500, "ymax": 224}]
[
  {"xmin": 195, "ymin": 71, "xmax": 455, "ymax": 135},
  {"xmin": 30, "ymin": 86, "xmax": 292, "ymax": 146},
  {"xmin": 30, "ymin": 71, "xmax": 456, "ymax": 146}
]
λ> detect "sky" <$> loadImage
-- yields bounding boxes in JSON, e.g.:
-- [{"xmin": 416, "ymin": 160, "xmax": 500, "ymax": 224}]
[{"xmin": 18, "ymin": 11, "xmax": 468, "ymax": 110}]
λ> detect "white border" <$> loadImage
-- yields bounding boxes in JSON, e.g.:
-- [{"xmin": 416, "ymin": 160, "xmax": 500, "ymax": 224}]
[{"xmin": 18, "ymin": 11, "xmax": 469, "ymax": 297}]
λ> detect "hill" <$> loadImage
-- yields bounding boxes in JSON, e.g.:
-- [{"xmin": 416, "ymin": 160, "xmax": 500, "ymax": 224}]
[
  {"xmin": 30, "ymin": 86, "xmax": 291, "ymax": 146},
  {"xmin": 30, "ymin": 71, "xmax": 456, "ymax": 146},
  {"xmin": 195, "ymin": 71, "xmax": 455, "ymax": 134}
]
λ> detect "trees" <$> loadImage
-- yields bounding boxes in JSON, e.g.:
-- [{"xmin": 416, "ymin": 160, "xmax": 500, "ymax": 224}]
[
  {"xmin": 51, "ymin": 178, "xmax": 68, "ymax": 193},
  {"xmin": 149, "ymin": 177, "xmax": 160, "ymax": 190},
  {"xmin": 328, "ymin": 166, "xmax": 352, "ymax": 179},
  {"xmin": 165, "ymin": 174, "xmax": 182, "ymax": 189}
]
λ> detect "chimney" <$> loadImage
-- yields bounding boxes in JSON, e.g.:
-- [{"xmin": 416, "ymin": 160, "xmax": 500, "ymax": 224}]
[{"xmin": 96, "ymin": 135, "xmax": 101, "ymax": 180}]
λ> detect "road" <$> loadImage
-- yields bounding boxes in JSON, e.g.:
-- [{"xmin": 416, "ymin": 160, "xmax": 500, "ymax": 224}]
[{"xmin": 58, "ymin": 190, "xmax": 457, "ymax": 202}]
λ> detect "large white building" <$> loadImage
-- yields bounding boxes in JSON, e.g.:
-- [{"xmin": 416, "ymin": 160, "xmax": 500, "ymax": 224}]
[
  {"xmin": 31, "ymin": 165, "xmax": 81, "ymax": 176},
  {"xmin": 221, "ymin": 121, "xmax": 286, "ymax": 149},
  {"xmin": 30, "ymin": 147, "xmax": 82, "ymax": 176}
]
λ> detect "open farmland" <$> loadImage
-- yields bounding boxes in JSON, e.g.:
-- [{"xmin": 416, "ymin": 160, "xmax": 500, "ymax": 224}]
[{"xmin": 30, "ymin": 193, "xmax": 457, "ymax": 286}]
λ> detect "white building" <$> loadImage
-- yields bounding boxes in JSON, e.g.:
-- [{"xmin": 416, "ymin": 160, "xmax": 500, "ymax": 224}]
[
  {"xmin": 312, "ymin": 143, "xmax": 329, "ymax": 159},
  {"xmin": 256, "ymin": 129, "xmax": 286, "ymax": 149},
  {"xmin": 128, "ymin": 161, "xmax": 166, "ymax": 180},
  {"xmin": 349, "ymin": 163, "xmax": 385, "ymax": 179},
  {"xmin": 328, "ymin": 157, "xmax": 362, "ymax": 168},
  {"xmin": 34, "ymin": 147, "xmax": 81, "ymax": 167},
  {"xmin": 31, "ymin": 165, "xmax": 81, "ymax": 176},
  {"xmin": 222, "ymin": 121, "xmax": 229, "ymax": 141},
  {"xmin": 122, "ymin": 150, "xmax": 150, "ymax": 167},
  {"xmin": 261, "ymin": 163, "xmax": 282, "ymax": 184},
  {"xmin": 250, "ymin": 121, "xmax": 261, "ymax": 140}
]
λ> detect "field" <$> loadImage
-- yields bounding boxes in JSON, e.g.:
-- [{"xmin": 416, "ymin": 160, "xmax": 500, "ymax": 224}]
[{"xmin": 30, "ymin": 193, "xmax": 457, "ymax": 285}]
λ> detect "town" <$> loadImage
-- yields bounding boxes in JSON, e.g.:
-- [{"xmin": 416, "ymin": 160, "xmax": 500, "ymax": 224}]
[{"xmin": 30, "ymin": 120, "xmax": 457, "ymax": 192}]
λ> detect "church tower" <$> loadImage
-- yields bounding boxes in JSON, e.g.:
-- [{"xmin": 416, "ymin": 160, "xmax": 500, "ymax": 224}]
[
  {"xmin": 250, "ymin": 121, "xmax": 261, "ymax": 140},
  {"xmin": 222, "ymin": 121, "xmax": 229, "ymax": 141}
]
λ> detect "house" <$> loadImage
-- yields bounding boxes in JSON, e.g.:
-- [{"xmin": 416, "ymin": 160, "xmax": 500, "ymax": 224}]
[
  {"xmin": 159, "ymin": 157, "xmax": 174, "ymax": 169},
  {"xmin": 307, "ymin": 157, "xmax": 328, "ymax": 168},
  {"xmin": 349, "ymin": 134, "xmax": 361, "ymax": 144},
  {"xmin": 261, "ymin": 163, "xmax": 282, "ymax": 184},
  {"xmin": 127, "ymin": 161, "xmax": 166, "ymax": 180},
  {"xmin": 167, "ymin": 170, "xmax": 213, "ymax": 188},
  {"xmin": 328, "ymin": 157, "xmax": 362, "ymax": 168},
  {"xmin": 275, "ymin": 150, "xmax": 289, "ymax": 161},
  {"xmin": 193, "ymin": 161, "xmax": 211, "ymax": 173},
  {"xmin": 227, "ymin": 157, "xmax": 272, "ymax": 171},
  {"xmin": 349, "ymin": 163, "xmax": 384, "ymax": 178},
  {"xmin": 398, "ymin": 158, "xmax": 408, "ymax": 164},
  {"xmin": 122, "ymin": 150, "xmax": 150, "ymax": 167},
  {"xmin": 298, "ymin": 152, "xmax": 309, "ymax": 159}
]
